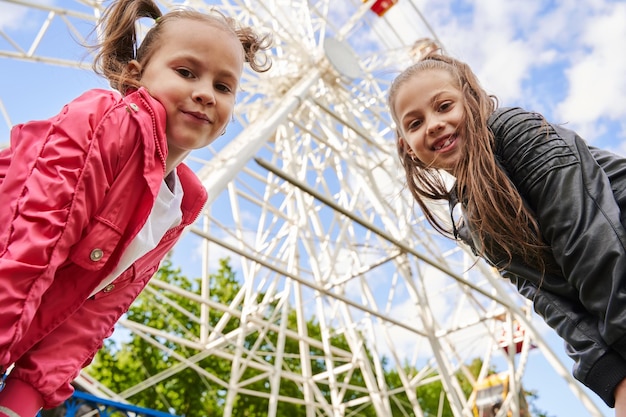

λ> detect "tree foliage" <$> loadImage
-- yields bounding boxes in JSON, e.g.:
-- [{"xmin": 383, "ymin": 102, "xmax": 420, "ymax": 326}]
[{"xmin": 85, "ymin": 258, "xmax": 553, "ymax": 417}]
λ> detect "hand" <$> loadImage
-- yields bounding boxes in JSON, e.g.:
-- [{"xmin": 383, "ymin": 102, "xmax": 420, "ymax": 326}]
[{"xmin": 615, "ymin": 378, "xmax": 626, "ymax": 417}]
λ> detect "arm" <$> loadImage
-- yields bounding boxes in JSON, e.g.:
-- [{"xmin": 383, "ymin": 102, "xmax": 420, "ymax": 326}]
[
  {"xmin": 1, "ymin": 263, "xmax": 159, "ymax": 411},
  {"xmin": 0, "ymin": 90, "xmax": 124, "ymax": 361},
  {"xmin": 490, "ymin": 107, "xmax": 626, "ymax": 352},
  {"xmin": 454, "ymin": 205, "xmax": 626, "ymax": 407},
  {"xmin": 504, "ymin": 271, "xmax": 626, "ymax": 408}
]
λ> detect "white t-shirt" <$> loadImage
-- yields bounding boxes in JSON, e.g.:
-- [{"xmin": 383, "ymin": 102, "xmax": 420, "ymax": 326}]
[{"xmin": 89, "ymin": 172, "xmax": 184, "ymax": 297}]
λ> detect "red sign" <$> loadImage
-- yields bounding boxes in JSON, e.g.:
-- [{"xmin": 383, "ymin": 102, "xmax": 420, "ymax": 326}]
[{"xmin": 368, "ymin": 0, "xmax": 399, "ymax": 17}]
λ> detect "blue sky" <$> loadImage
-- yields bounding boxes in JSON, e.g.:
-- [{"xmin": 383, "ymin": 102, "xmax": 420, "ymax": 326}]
[{"xmin": 1, "ymin": 0, "xmax": 626, "ymax": 416}]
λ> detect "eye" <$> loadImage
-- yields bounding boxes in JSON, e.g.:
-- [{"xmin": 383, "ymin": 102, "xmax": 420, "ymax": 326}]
[
  {"xmin": 216, "ymin": 83, "xmax": 234, "ymax": 93},
  {"xmin": 438, "ymin": 101, "xmax": 453, "ymax": 112},
  {"xmin": 176, "ymin": 68, "xmax": 194, "ymax": 78},
  {"xmin": 406, "ymin": 119, "xmax": 422, "ymax": 131}
]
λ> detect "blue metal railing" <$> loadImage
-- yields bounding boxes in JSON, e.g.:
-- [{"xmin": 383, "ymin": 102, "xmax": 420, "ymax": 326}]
[{"xmin": 38, "ymin": 391, "xmax": 182, "ymax": 417}]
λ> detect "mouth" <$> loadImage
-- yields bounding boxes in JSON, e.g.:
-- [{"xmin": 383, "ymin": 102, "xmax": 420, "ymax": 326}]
[
  {"xmin": 432, "ymin": 134, "xmax": 457, "ymax": 151},
  {"xmin": 183, "ymin": 110, "xmax": 211, "ymax": 123}
]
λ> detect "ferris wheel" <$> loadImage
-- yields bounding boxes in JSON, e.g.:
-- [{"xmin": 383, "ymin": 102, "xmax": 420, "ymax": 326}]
[{"xmin": 0, "ymin": 0, "xmax": 606, "ymax": 416}]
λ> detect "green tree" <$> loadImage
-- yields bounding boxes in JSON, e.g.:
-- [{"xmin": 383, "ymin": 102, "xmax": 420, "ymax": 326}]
[
  {"xmin": 87, "ymin": 258, "xmax": 378, "ymax": 416},
  {"xmin": 86, "ymin": 259, "xmax": 554, "ymax": 417},
  {"xmin": 87, "ymin": 259, "xmax": 233, "ymax": 414}
]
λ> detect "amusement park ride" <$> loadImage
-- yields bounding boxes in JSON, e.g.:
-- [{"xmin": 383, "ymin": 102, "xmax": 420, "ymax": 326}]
[{"xmin": 0, "ymin": 0, "xmax": 608, "ymax": 416}]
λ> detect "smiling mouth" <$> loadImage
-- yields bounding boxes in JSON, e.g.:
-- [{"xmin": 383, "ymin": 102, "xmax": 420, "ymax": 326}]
[
  {"xmin": 184, "ymin": 111, "xmax": 211, "ymax": 123},
  {"xmin": 433, "ymin": 135, "xmax": 457, "ymax": 151}
]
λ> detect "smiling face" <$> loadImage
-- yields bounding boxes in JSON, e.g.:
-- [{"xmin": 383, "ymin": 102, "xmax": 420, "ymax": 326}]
[
  {"xmin": 393, "ymin": 69, "xmax": 466, "ymax": 174},
  {"xmin": 134, "ymin": 18, "xmax": 244, "ymax": 172}
]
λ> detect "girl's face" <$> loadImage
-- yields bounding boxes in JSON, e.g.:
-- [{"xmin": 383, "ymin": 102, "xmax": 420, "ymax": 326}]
[
  {"xmin": 134, "ymin": 19, "xmax": 244, "ymax": 172},
  {"xmin": 393, "ymin": 69, "xmax": 465, "ymax": 174}
]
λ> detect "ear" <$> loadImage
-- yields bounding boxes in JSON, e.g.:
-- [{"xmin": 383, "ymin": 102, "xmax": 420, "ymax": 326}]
[
  {"xmin": 127, "ymin": 60, "xmax": 143, "ymax": 80},
  {"xmin": 398, "ymin": 137, "xmax": 415, "ymax": 158}
]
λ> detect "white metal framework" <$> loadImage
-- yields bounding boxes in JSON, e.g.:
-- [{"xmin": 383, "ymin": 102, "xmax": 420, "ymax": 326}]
[{"xmin": 0, "ymin": 0, "xmax": 605, "ymax": 416}]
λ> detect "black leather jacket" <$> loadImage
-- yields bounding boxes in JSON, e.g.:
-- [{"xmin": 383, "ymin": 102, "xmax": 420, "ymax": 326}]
[{"xmin": 453, "ymin": 107, "xmax": 626, "ymax": 407}]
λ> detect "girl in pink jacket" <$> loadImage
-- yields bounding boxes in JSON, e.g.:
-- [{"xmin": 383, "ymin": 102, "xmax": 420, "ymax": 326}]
[{"xmin": 0, "ymin": 0, "xmax": 271, "ymax": 415}]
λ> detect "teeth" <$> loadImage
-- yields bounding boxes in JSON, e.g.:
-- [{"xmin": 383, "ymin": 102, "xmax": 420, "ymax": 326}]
[{"xmin": 434, "ymin": 137, "xmax": 452, "ymax": 151}]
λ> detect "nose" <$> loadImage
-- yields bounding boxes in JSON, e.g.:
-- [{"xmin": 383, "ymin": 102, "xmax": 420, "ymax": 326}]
[
  {"xmin": 427, "ymin": 116, "xmax": 444, "ymax": 135},
  {"xmin": 192, "ymin": 85, "xmax": 216, "ymax": 106}
]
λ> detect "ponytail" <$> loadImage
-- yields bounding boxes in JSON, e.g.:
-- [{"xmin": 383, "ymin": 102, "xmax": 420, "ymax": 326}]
[{"xmin": 92, "ymin": 0, "xmax": 162, "ymax": 94}]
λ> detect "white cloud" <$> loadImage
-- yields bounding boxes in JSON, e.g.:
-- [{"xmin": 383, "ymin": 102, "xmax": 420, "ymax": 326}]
[
  {"xmin": 555, "ymin": 2, "xmax": 626, "ymax": 142},
  {"xmin": 0, "ymin": 3, "xmax": 28, "ymax": 30},
  {"xmin": 421, "ymin": 0, "xmax": 555, "ymax": 105}
]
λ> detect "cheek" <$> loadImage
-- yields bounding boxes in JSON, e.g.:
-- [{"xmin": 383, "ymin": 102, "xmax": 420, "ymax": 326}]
[
  {"xmin": 407, "ymin": 135, "xmax": 426, "ymax": 154},
  {"xmin": 221, "ymin": 98, "xmax": 236, "ymax": 116},
  {"xmin": 413, "ymin": 143, "xmax": 433, "ymax": 163}
]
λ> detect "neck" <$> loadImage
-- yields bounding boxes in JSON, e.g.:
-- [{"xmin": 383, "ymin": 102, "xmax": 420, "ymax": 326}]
[{"xmin": 165, "ymin": 152, "xmax": 189, "ymax": 178}]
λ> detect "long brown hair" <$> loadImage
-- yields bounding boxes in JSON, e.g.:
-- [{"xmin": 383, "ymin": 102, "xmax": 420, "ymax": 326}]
[
  {"xmin": 388, "ymin": 53, "xmax": 547, "ymax": 269},
  {"xmin": 90, "ymin": 0, "xmax": 272, "ymax": 95}
]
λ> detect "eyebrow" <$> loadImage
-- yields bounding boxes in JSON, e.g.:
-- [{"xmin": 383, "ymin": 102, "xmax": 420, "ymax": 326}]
[
  {"xmin": 429, "ymin": 91, "xmax": 449, "ymax": 104},
  {"xmin": 173, "ymin": 54, "xmax": 240, "ymax": 82}
]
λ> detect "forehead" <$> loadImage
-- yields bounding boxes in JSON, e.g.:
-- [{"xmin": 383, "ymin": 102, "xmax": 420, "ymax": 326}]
[
  {"xmin": 155, "ymin": 18, "xmax": 243, "ymax": 62},
  {"xmin": 161, "ymin": 15, "xmax": 234, "ymax": 36},
  {"xmin": 394, "ymin": 70, "xmax": 458, "ymax": 110}
]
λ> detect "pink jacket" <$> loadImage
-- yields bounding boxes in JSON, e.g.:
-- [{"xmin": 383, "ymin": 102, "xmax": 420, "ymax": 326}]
[{"xmin": 0, "ymin": 88, "xmax": 207, "ymax": 412}]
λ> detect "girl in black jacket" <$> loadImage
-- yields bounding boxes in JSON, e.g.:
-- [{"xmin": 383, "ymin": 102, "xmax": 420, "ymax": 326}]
[{"xmin": 388, "ymin": 51, "xmax": 626, "ymax": 415}]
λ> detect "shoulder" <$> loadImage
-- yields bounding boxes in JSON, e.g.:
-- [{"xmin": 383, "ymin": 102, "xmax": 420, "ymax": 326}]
[
  {"xmin": 62, "ymin": 89, "xmax": 165, "ymax": 172},
  {"xmin": 66, "ymin": 88, "xmax": 164, "ymax": 127},
  {"xmin": 63, "ymin": 88, "xmax": 124, "ymax": 115},
  {"xmin": 488, "ymin": 107, "xmax": 553, "ymax": 158},
  {"xmin": 118, "ymin": 88, "xmax": 167, "ymax": 136},
  {"xmin": 10, "ymin": 89, "xmax": 125, "ymax": 151},
  {"xmin": 488, "ymin": 107, "xmax": 545, "ymax": 135},
  {"xmin": 75, "ymin": 88, "xmax": 165, "ymax": 151},
  {"xmin": 46, "ymin": 88, "xmax": 128, "ymax": 137},
  {"xmin": 123, "ymin": 88, "xmax": 165, "ymax": 118}
]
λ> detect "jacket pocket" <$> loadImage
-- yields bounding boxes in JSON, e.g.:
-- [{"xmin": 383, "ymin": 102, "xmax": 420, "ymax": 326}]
[
  {"xmin": 68, "ymin": 217, "xmax": 123, "ymax": 271},
  {"xmin": 90, "ymin": 264, "xmax": 136, "ymax": 300},
  {"xmin": 90, "ymin": 263, "xmax": 159, "ymax": 300}
]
